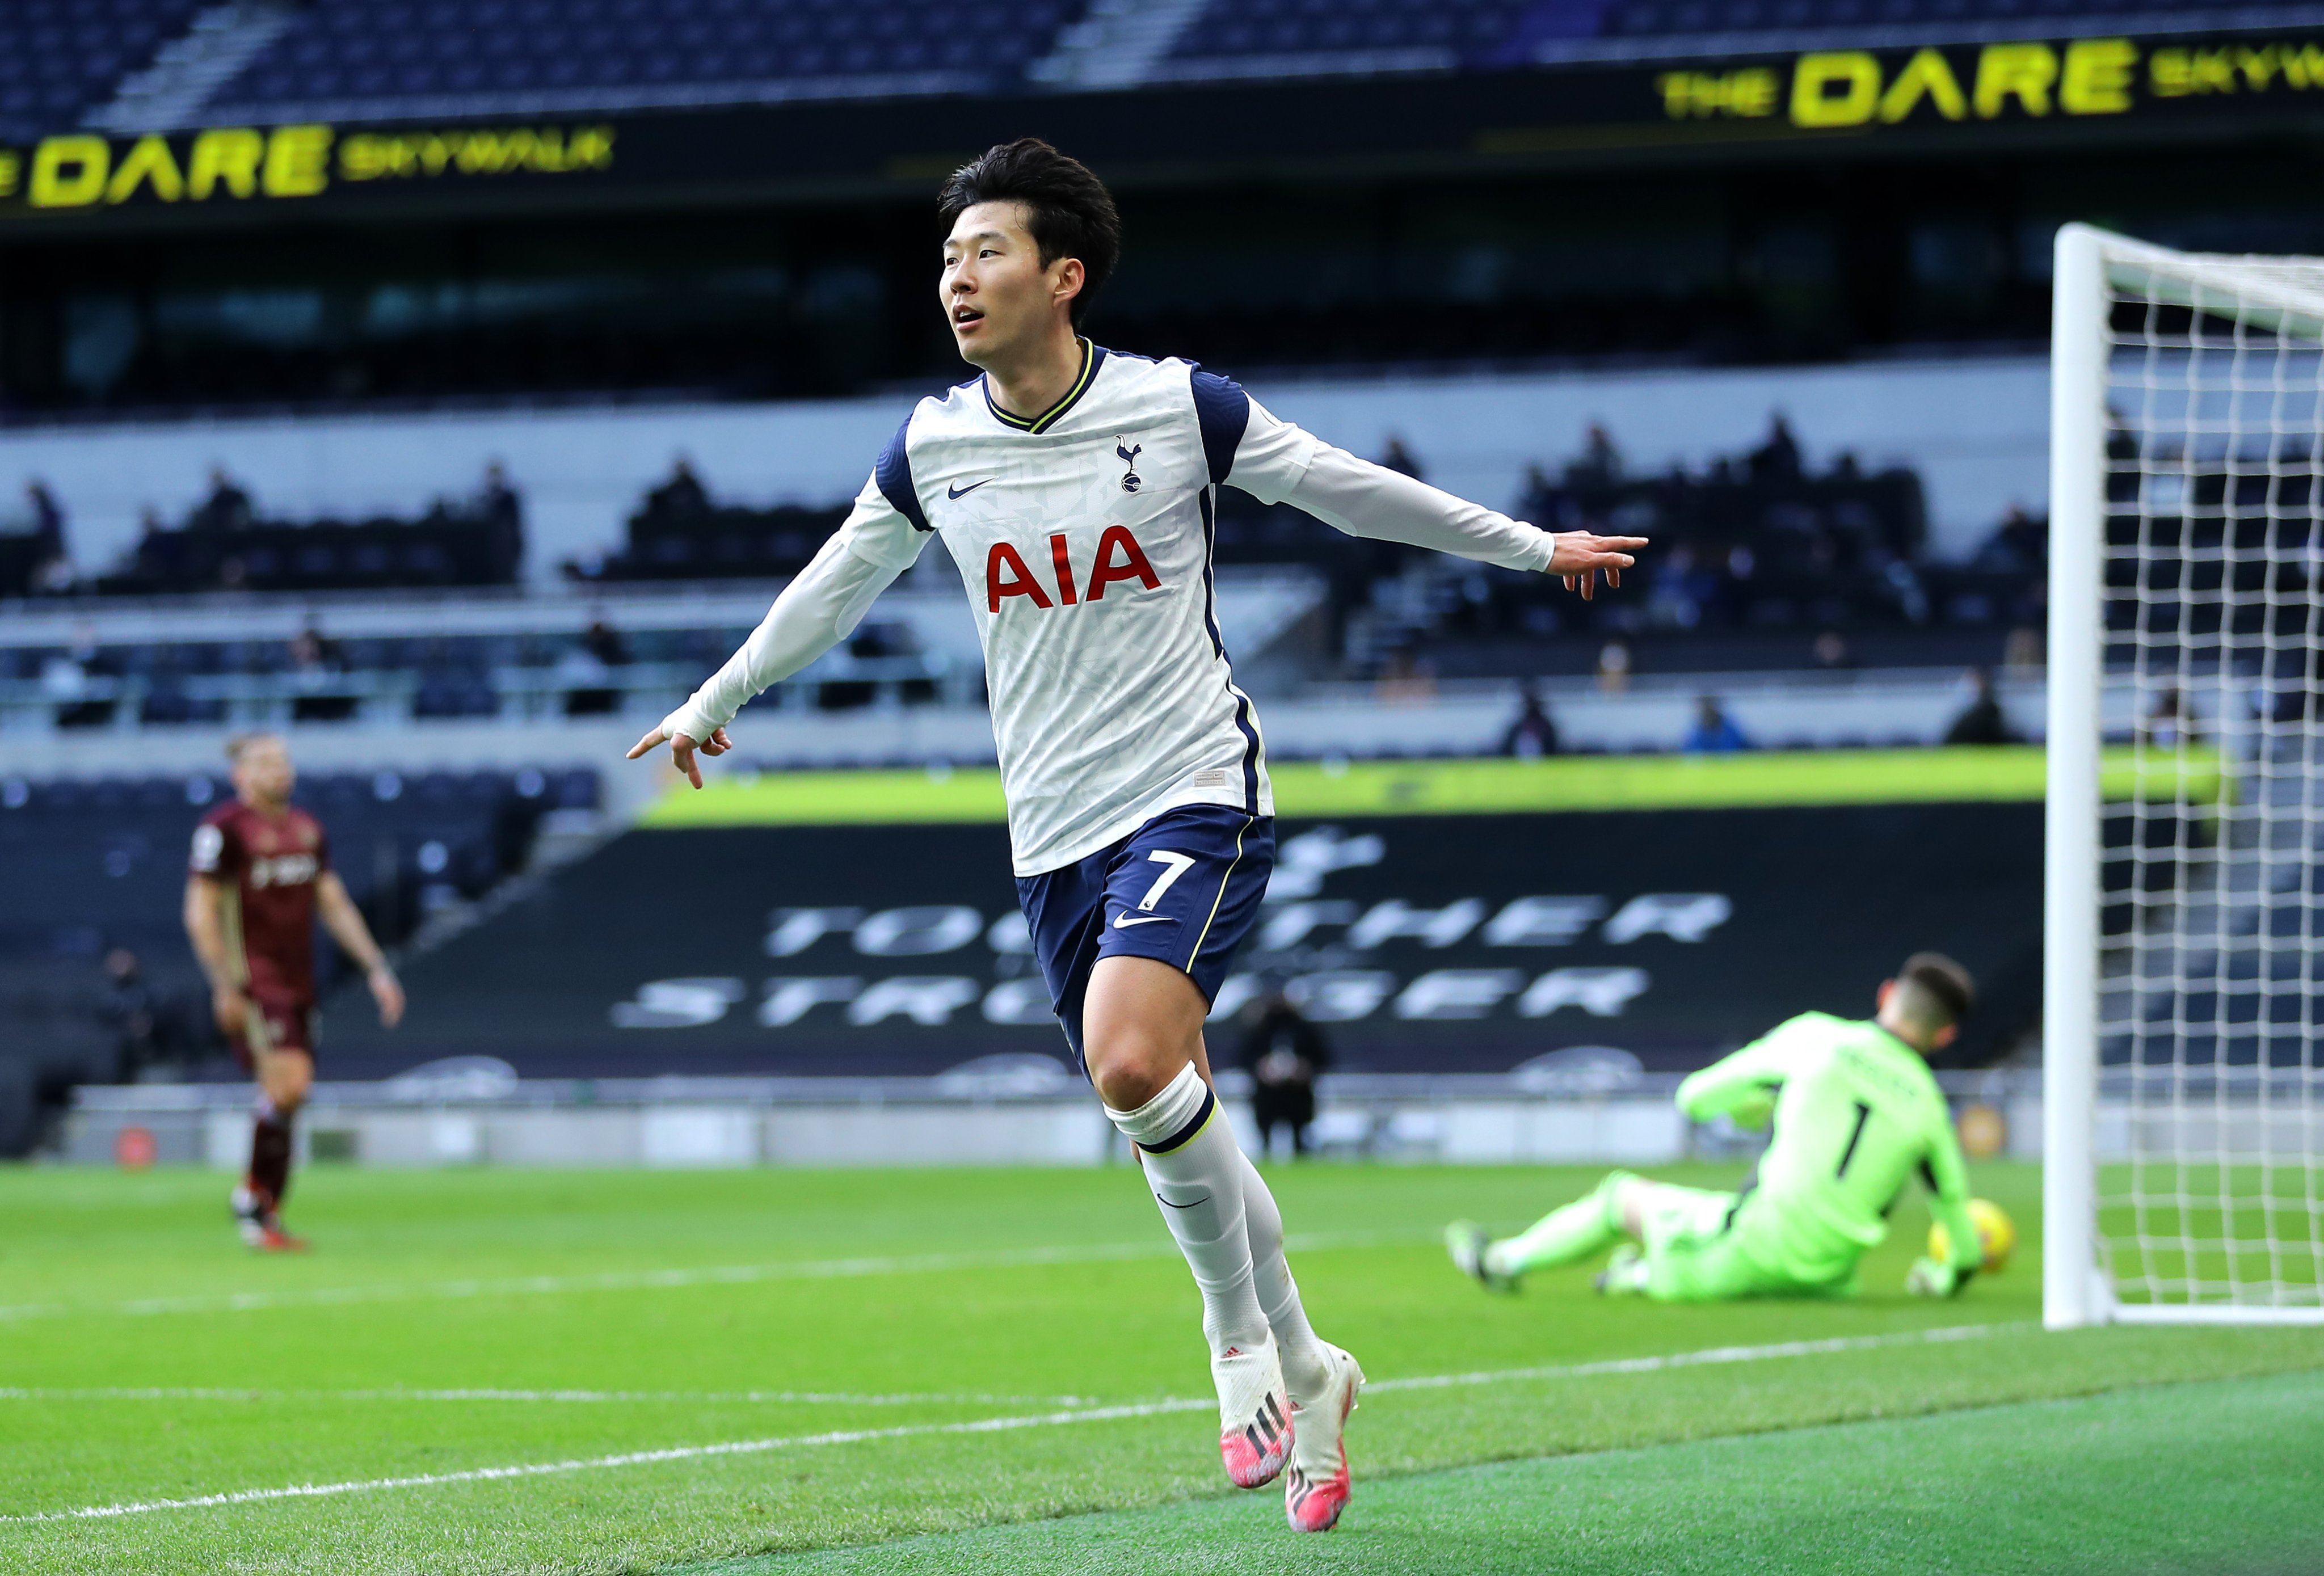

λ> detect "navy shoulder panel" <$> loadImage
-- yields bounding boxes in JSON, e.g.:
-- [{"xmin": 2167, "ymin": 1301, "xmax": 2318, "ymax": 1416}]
[
  {"xmin": 1188, "ymin": 368, "xmax": 1251, "ymax": 487},
  {"xmin": 873, "ymin": 412, "xmax": 932, "ymax": 533}
]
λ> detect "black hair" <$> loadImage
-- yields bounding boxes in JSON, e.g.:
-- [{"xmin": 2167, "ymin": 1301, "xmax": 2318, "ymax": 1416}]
[
  {"xmin": 938, "ymin": 138, "xmax": 1122, "ymax": 326},
  {"xmin": 1897, "ymin": 952, "xmax": 1977, "ymax": 1027}
]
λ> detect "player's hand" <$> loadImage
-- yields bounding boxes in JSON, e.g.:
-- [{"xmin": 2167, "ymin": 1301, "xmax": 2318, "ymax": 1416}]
[
  {"xmin": 1547, "ymin": 531, "xmax": 1648, "ymax": 601},
  {"xmin": 1905, "ymin": 1255, "xmax": 1959, "ymax": 1298},
  {"xmin": 625, "ymin": 722, "xmax": 732, "ymax": 790},
  {"xmin": 368, "ymin": 964, "xmax": 405, "ymax": 1029},
  {"xmin": 211, "ymin": 984, "xmax": 251, "ymax": 1039}
]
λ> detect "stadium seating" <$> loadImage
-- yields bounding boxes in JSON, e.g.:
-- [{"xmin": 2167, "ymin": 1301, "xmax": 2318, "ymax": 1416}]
[
  {"xmin": 589, "ymin": 499, "xmax": 851, "ymax": 583},
  {"xmin": 208, "ymin": 0, "xmax": 1083, "ymax": 117},
  {"xmin": 102, "ymin": 503, "xmax": 523, "ymax": 597},
  {"xmin": 0, "ymin": 0, "xmax": 203, "ymax": 144},
  {"xmin": 1160, "ymin": 0, "xmax": 2318, "ymax": 76}
]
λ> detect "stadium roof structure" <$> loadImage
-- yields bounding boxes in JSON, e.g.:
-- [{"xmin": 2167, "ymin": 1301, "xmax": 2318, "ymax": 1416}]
[{"xmin": 1, "ymin": 0, "xmax": 2318, "ymax": 227}]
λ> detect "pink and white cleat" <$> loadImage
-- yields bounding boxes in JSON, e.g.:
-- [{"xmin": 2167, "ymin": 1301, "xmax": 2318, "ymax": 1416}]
[
  {"xmin": 1213, "ymin": 1335, "xmax": 1294, "ymax": 1489},
  {"xmin": 1283, "ymin": 1342, "xmax": 1366, "ymax": 1532}
]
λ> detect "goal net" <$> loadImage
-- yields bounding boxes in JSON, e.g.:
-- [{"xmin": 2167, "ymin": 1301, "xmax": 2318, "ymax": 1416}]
[{"xmin": 2046, "ymin": 225, "xmax": 2324, "ymax": 1327}]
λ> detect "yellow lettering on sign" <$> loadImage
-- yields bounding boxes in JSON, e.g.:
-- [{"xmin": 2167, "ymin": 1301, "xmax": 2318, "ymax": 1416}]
[
  {"xmin": 104, "ymin": 134, "xmax": 186, "ymax": 203},
  {"xmin": 1791, "ymin": 52, "xmax": 1881, "ymax": 126},
  {"xmin": 2190, "ymin": 49, "xmax": 2236, "ymax": 91},
  {"xmin": 262, "ymin": 124, "xmax": 332, "ymax": 197},
  {"xmin": 0, "ymin": 152, "xmax": 19, "ymax": 198},
  {"xmin": 1974, "ymin": 42, "xmax": 2058, "ymax": 116},
  {"xmin": 2235, "ymin": 45, "xmax": 2278, "ymax": 89},
  {"xmin": 29, "ymin": 136, "xmax": 109, "ymax": 207},
  {"xmin": 570, "ymin": 127, "xmax": 615, "ymax": 168},
  {"xmin": 1878, "ymin": 48, "xmax": 1968, "ymax": 121},
  {"xmin": 189, "ymin": 128, "xmax": 264, "ymax": 197},
  {"xmin": 2151, "ymin": 48, "xmax": 2192, "ymax": 95},
  {"xmin": 1656, "ymin": 68, "xmax": 1779, "ymax": 117},
  {"xmin": 2284, "ymin": 43, "xmax": 2324, "ymax": 88},
  {"xmin": 2061, "ymin": 38, "xmax": 2138, "ymax": 113}
]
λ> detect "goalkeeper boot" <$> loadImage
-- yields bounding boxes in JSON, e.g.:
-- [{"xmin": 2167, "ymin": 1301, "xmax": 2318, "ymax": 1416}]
[
  {"xmin": 1214, "ymin": 1333, "xmax": 1294, "ymax": 1489},
  {"xmin": 1594, "ymin": 1244, "xmax": 1647, "ymax": 1296},
  {"xmin": 1283, "ymin": 1342, "xmax": 1366, "ymax": 1532},
  {"xmin": 1445, "ymin": 1221, "xmax": 1518, "ymax": 1293}
]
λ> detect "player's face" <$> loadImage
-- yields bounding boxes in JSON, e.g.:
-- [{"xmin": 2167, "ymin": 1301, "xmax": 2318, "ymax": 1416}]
[
  {"xmin": 940, "ymin": 201, "xmax": 1071, "ymax": 367},
  {"xmin": 233, "ymin": 740, "xmax": 295, "ymax": 807}
]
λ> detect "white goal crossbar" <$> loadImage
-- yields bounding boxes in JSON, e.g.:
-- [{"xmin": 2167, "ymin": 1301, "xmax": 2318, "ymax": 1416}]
[{"xmin": 2046, "ymin": 225, "xmax": 2324, "ymax": 1328}]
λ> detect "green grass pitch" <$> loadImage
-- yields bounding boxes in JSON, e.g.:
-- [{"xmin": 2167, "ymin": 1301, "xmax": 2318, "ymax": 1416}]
[{"xmin": 2, "ymin": 1161, "xmax": 2317, "ymax": 1575}]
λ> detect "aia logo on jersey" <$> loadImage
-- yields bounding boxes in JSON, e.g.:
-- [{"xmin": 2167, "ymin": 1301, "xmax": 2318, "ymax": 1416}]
[
  {"xmin": 986, "ymin": 525, "xmax": 1160, "ymax": 613},
  {"xmin": 250, "ymin": 852, "xmax": 318, "ymax": 890},
  {"xmin": 1117, "ymin": 441, "xmax": 1143, "ymax": 494}
]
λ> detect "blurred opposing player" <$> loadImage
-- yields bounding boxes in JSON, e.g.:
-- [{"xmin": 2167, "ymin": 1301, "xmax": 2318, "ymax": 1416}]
[
  {"xmin": 1447, "ymin": 954, "xmax": 1985, "ymax": 1302},
  {"xmin": 631, "ymin": 138, "xmax": 1644, "ymax": 1531},
  {"xmin": 183, "ymin": 733, "xmax": 403, "ymax": 1250}
]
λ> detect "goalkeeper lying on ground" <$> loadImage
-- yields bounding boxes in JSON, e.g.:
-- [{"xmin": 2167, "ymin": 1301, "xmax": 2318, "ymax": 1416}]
[{"xmin": 1447, "ymin": 953, "xmax": 1985, "ymax": 1301}]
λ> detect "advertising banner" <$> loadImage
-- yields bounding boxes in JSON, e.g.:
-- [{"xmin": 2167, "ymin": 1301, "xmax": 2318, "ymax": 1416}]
[
  {"xmin": 327, "ymin": 801, "xmax": 2041, "ymax": 1080},
  {"xmin": 6, "ymin": 28, "xmax": 2320, "ymax": 224}
]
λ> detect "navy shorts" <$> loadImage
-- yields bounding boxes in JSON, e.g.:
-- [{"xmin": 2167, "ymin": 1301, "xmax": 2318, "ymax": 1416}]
[{"xmin": 1016, "ymin": 804, "xmax": 1275, "ymax": 1072}]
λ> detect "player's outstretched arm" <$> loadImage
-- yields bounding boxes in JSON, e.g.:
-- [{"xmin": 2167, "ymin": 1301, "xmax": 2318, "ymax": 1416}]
[
  {"xmin": 316, "ymin": 871, "xmax": 404, "ymax": 1027},
  {"xmin": 1673, "ymin": 1022, "xmax": 1802, "ymax": 1126},
  {"xmin": 1273, "ymin": 443, "xmax": 1645, "ymax": 598},
  {"xmin": 629, "ymin": 484, "xmax": 925, "ymax": 789}
]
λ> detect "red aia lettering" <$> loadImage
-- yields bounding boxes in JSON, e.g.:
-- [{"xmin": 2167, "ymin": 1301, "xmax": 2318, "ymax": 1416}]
[
  {"xmin": 1084, "ymin": 525, "xmax": 1160, "ymax": 600},
  {"xmin": 986, "ymin": 542, "xmax": 1054, "ymax": 613},
  {"xmin": 988, "ymin": 527, "xmax": 1161, "ymax": 612}
]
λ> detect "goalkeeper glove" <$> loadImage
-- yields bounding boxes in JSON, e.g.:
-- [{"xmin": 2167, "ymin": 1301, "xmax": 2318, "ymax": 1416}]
[{"xmin": 1905, "ymin": 1256, "xmax": 1960, "ymax": 1298}]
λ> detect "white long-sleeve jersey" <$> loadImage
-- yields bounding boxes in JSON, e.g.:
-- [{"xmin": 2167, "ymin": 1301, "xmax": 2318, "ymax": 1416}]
[{"xmin": 667, "ymin": 342, "xmax": 1559, "ymax": 876}]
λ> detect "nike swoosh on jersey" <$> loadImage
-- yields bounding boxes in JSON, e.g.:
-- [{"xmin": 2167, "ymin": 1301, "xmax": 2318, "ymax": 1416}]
[
  {"xmin": 1113, "ymin": 912, "xmax": 1177, "ymax": 928},
  {"xmin": 946, "ymin": 478, "xmax": 992, "ymax": 499}
]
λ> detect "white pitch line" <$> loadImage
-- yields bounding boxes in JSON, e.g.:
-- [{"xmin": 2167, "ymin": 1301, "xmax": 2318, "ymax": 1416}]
[
  {"xmin": 1363, "ymin": 1319, "xmax": 2032, "ymax": 1393},
  {"xmin": 0, "ymin": 1322, "xmax": 2028, "ymax": 1526},
  {"xmin": 0, "ymin": 1387, "xmax": 1100, "ymax": 1409},
  {"xmin": 0, "ymin": 1232, "xmax": 1390, "ymax": 1325}
]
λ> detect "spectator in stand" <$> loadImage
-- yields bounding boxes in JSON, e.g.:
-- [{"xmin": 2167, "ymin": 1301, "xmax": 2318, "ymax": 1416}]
[
  {"xmin": 20, "ymin": 479, "xmax": 73, "ymax": 594},
  {"xmin": 1683, "ymin": 695, "xmax": 1750, "ymax": 754},
  {"xmin": 2142, "ymin": 687, "xmax": 2201, "ymax": 749},
  {"xmin": 1596, "ymin": 638, "xmax": 1632, "ymax": 694},
  {"xmin": 1378, "ymin": 436, "xmax": 1425, "ymax": 481},
  {"xmin": 478, "ymin": 461, "xmax": 522, "ymax": 532},
  {"xmin": 96, "ymin": 948, "xmax": 172, "ymax": 1078},
  {"xmin": 1568, "ymin": 423, "xmax": 1623, "ymax": 487},
  {"xmin": 1501, "ymin": 682, "xmax": 1560, "ymax": 758},
  {"xmin": 1813, "ymin": 630, "xmax": 1855, "ymax": 670},
  {"xmin": 190, "ymin": 466, "xmax": 255, "ymax": 533},
  {"xmin": 1980, "ymin": 504, "xmax": 2047, "ymax": 572},
  {"xmin": 1748, "ymin": 414, "xmax": 1801, "ymax": 482},
  {"xmin": 1376, "ymin": 643, "xmax": 1437, "ymax": 704},
  {"xmin": 1942, "ymin": 668, "xmax": 2016, "ymax": 746},
  {"xmin": 288, "ymin": 624, "xmax": 346, "ymax": 676},
  {"xmin": 647, "ymin": 456, "xmax": 713, "ymax": 521},
  {"xmin": 1238, "ymin": 988, "xmax": 1332, "ymax": 1160},
  {"xmin": 565, "ymin": 616, "xmax": 631, "ymax": 717}
]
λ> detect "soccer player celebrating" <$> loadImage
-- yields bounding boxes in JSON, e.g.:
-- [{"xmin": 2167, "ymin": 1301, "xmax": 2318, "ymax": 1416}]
[
  {"xmin": 630, "ymin": 139, "xmax": 1643, "ymax": 1531},
  {"xmin": 1447, "ymin": 954, "xmax": 1987, "ymax": 1302},
  {"xmin": 184, "ymin": 733, "xmax": 403, "ymax": 1250}
]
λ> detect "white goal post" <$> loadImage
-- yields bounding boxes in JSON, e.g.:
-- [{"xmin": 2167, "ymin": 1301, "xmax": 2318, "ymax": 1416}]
[{"xmin": 2046, "ymin": 224, "xmax": 2324, "ymax": 1328}]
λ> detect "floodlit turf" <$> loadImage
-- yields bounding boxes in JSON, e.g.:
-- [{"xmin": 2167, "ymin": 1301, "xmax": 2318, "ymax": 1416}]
[
  {"xmin": 638, "ymin": 747, "xmax": 2219, "ymax": 828},
  {"xmin": 714, "ymin": 1372, "xmax": 2324, "ymax": 1575},
  {"xmin": 2, "ymin": 1160, "xmax": 2316, "ymax": 1576}
]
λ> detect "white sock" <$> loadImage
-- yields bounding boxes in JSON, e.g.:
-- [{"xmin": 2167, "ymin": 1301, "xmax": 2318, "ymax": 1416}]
[
  {"xmin": 1106, "ymin": 1065, "xmax": 1270, "ymax": 1357},
  {"xmin": 1236, "ymin": 1149, "xmax": 1332, "ymax": 1403}
]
